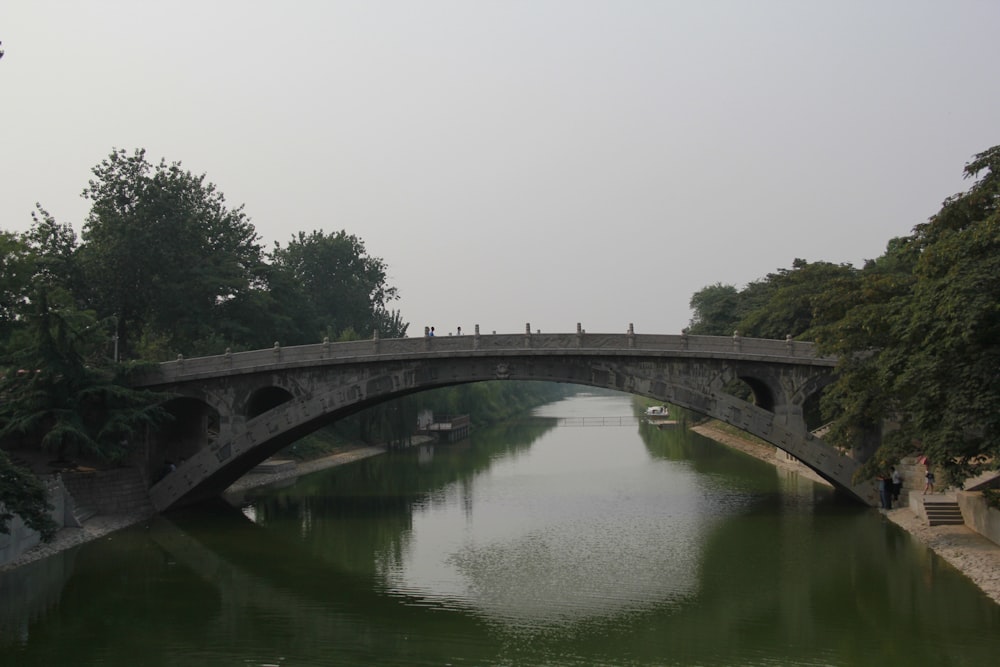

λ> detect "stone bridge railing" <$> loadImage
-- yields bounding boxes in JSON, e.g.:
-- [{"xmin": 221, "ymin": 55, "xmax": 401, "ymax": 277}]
[{"xmin": 133, "ymin": 327, "xmax": 836, "ymax": 387}]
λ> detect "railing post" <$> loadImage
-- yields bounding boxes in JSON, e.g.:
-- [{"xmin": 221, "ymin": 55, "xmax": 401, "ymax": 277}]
[
  {"xmin": 474, "ymin": 324, "xmax": 481, "ymax": 350},
  {"xmin": 627, "ymin": 322, "xmax": 635, "ymax": 349},
  {"xmin": 576, "ymin": 322, "xmax": 583, "ymax": 348},
  {"xmin": 525, "ymin": 322, "xmax": 532, "ymax": 348}
]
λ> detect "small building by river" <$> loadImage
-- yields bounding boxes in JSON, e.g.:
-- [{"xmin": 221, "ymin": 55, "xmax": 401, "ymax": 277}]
[{"xmin": 416, "ymin": 410, "xmax": 471, "ymax": 443}]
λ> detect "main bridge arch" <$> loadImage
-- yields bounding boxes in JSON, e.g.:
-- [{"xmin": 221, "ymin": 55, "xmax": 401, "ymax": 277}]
[{"xmin": 135, "ymin": 331, "xmax": 876, "ymax": 511}]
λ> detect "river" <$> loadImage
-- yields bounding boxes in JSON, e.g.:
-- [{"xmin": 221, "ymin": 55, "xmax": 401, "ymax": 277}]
[{"xmin": 2, "ymin": 391, "xmax": 998, "ymax": 666}]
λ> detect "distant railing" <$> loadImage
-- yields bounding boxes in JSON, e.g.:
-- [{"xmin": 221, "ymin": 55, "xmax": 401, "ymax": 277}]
[{"xmin": 552, "ymin": 416, "xmax": 641, "ymax": 427}]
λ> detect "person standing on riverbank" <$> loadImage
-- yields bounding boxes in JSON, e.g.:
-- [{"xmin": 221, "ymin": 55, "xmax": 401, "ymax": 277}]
[
  {"xmin": 878, "ymin": 473, "xmax": 893, "ymax": 509},
  {"xmin": 924, "ymin": 467, "xmax": 936, "ymax": 495},
  {"xmin": 892, "ymin": 467, "xmax": 902, "ymax": 502}
]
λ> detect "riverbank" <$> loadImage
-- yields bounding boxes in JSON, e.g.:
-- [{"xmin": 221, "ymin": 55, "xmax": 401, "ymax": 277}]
[
  {"xmin": 7, "ymin": 431, "xmax": 1000, "ymax": 608},
  {"xmin": 224, "ymin": 445, "xmax": 387, "ymax": 495},
  {"xmin": 693, "ymin": 421, "xmax": 1000, "ymax": 606},
  {"xmin": 690, "ymin": 422, "xmax": 831, "ymax": 487},
  {"xmin": 0, "ymin": 445, "xmax": 388, "ymax": 573}
]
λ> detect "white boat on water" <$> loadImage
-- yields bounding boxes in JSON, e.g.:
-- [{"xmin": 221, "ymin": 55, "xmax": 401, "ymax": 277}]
[{"xmin": 644, "ymin": 405, "xmax": 678, "ymax": 428}]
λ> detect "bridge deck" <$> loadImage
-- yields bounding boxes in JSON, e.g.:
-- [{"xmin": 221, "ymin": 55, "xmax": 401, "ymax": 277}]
[{"xmin": 133, "ymin": 332, "xmax": 837, "ymax": 386}]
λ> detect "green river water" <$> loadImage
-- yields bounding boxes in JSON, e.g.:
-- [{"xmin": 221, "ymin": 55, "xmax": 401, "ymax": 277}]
[{"xmin": 2, "ymin": 392, "xmax": 998, "ymax": 666}]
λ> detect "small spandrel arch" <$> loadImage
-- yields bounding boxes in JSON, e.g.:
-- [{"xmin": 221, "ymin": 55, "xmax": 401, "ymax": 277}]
[
  {"xmin": 734, "ymin": 376, "xmax": 775, "ymax": 412},
  {"xmin": 246, "ymin": 386, "xmax": 294, "ymax": 419},
  {"xmin": 155, "ymin": 396, "xmax": 220, "ymax": 467}
]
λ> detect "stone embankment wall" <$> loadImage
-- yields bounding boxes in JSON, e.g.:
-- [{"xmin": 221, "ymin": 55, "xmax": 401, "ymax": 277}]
[
  {"xmin": 0, "ymin": 477, "xmax": 71, "ymax": 566},
  {"xmin": 958, "ymin": 493, "xmax": 1000, "ymax": 547},
  {"xmin": 0, "ymin": 467, "xmax": 152, "ymax": 568},
  {"xmin": 60, "ymin": 468, "xmax": 152, "ymax": 515}
]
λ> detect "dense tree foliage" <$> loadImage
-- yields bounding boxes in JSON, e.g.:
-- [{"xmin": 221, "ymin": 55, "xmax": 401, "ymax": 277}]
[
  {"xmin": 737, "ymin": 260, "xmax": 858, "ymax": 339},
  {"xmin": 78, "ymin": 149, "xmax": 267, "ymax": 358},
  {"xmin": 814, "ymin": 145, "xmax": 1000, "ymax": 485},
  {"xmin": 688, "ymin": 145, "xmax": 1000, "ymax": 486},
  {"xmin": 67, "ymin": 148, "xmax": 407, "ymax": 358},
  {"xmin": 0, "ymin": 291, "xmax": 168, "ymax": 463},
  {"xmin": 1, "ymin": 147, "xmax": 410, "ymax": 536},
  {"xmin": 271, "ymin": 230, "xmax": 406, "ymax": 342},
  {"xmin": 0, "ymin": 284, "xmax": 169, "ymax": 537},
  {"xmin": 688, "ymin": 259, "xmax": 857, "ymax": 340},
  {"xmin": 687, "ymin": 283, "xmax": 740, "ymax": 335},
  {"xmin": 0, "ymin": 449, "xmax": 56, "ymax": 540},
  {"xmin": 0, "ymin": 231, "xmax": 32, "ymax": 345}
]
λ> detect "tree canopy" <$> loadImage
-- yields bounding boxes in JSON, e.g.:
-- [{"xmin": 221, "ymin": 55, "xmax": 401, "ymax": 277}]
[
  {"xmin": 0, "ymin": 146, "xmax": 410, "ymax": 537},
  {"xmin": 0, "ymin": 449, "xmax": 56, "ymax": 540},
  {"xmin": 77, "ymin": 149, "xmax": 267, "ymax": 358},
  {"xmin": 687, "ymin": 259, "xmax": 857, "ymax": 340},
  {"xmin": 813, "ymin": 145, "xmax": 1000, "ymax": 485},
  {"xmin": 688, "ymin": 145, "xmax": 1000, "ymax": 486},
  {"xmin": 270, "ymin": 230, "xmax": 406, "ymax": 342}
]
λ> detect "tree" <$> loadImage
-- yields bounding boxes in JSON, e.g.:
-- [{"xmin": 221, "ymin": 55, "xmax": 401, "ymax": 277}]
[
  {"xmin": 26, "ymin": 205, "xmax": 81, "ymax": 294},
  {"xmin": 736, "ymin": 259, "xmax": 858, "ymax": 340},
  {"xmin": 0, "ymin": 230, "xmax": 33, "ymax": 346},
  {"xmin": 206, "ymin": 262, "xmax": 314, "ymax": 351},
  {"xmin": 1, "ymin": 206, "xmax": 87, "ymax": 351},
  {"xmin": 687, "ymin": 283, "xmax": 740, "ymax": 335},
  {"xmin": 77, "ymin": 148, "xmax": 266, "ymax": 358},
  {"xmin": 688, "ymin": 261, "xmax": 857, "ymax": 340},
  {"xmin": 270, "ymin": 230, "xmax": 405, "ymax": 341},
  {"xmin": 0, "ymin": 449, "xmax": 57, "ymax": 540},
  {"xmin": 0, "ymin": 290, "xmax": 168, "ymax": 464},
  {"xmin": 816, "ymin": 146, "xmax": 1000, "ymax": 484}
]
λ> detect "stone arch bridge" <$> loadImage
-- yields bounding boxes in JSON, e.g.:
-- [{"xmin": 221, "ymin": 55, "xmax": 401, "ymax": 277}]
[{"xmin": 131, "ymin": 327, "xmax": 877, "ymax": 511}]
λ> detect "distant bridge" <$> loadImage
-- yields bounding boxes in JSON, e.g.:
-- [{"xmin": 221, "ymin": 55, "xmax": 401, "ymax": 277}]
[{"xmin": 131, "ymin": 325, "xmax": 876, "ymax": 510}]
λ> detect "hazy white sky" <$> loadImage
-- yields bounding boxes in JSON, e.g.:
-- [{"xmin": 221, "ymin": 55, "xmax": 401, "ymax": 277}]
[{"xmin": 2, "ymin": 1, "xmax": 997, "ymax": 337}]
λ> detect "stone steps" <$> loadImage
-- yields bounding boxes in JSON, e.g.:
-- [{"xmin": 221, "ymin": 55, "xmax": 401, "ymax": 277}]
[
  {"xmin": 73, "ymin": 505, "xmax": 98, "ymax": 524},
  {"xmin": 924, "ymin": 498, "xmax": 964, "ymax": 526},
  {"xmin": 251, "ymin": 459, "xmax": 297, "ymax": 475}
]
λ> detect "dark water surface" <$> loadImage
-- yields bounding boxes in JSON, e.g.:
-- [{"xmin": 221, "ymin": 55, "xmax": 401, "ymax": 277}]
[{"xmin": 2, "ymin": 393, "xmax": 998, "ymax": 666}]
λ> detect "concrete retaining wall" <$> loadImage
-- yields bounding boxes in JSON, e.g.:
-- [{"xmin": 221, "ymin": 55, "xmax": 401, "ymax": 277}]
[
  {"xmin": 0, "ymin": 477, "xmax": 72, "ymax": 566},
  {"xmin": 957, "ymin": 492, "xmax": 1000, "ymax": 547},
  {"xmin": 60, "ymin": 468, "xmax": 151, "ymax": 515},
  {"xmin": 1, "ymin": 467, "xmax": 153, "ymax": 568}
]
